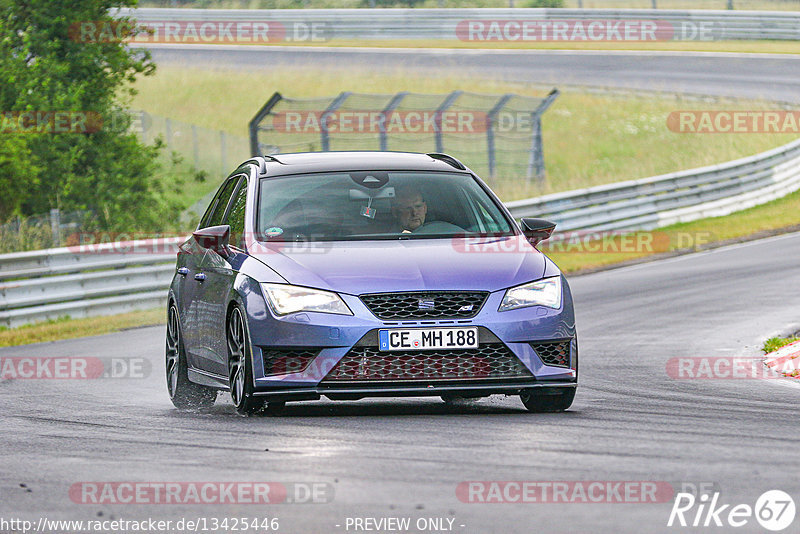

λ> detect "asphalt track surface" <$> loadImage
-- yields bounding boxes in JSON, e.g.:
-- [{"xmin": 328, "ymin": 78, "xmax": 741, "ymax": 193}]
[
  {"xmin": 3, "ymin": 46, "xmax": 800, "ymax": 533},
  {"xmin": 140, "ymin": 45, "xmax": 800, "ymax": 103},
  {"xmin": 3, "ymin": 232, "xmax": 800, "ymax": 533}
]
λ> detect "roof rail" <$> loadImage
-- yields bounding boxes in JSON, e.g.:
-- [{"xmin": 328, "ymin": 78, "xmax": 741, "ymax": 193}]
[
  {"xmin": 243, "ymin": 155, "xmax": 284, "ymax": 175},
  {"xmin": 427, "ymin": 153, "xmax": 466, "ymax": 170}
]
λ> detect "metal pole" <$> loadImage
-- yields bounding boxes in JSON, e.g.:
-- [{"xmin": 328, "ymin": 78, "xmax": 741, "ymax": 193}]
[
  {"xmin": 379, "ymin": 92, "xmax": 407, "ymax": 152},
  {"xmin": 651, "ymin": 0, "xmax": 657, "ymax": 8},
  {"xmin": 526, "ymin": 89, "xmax": 560, "ymax": 184},
  {"xmin": 248, "ymin": 92, "xmax": 283, "ymax": 157},
  {"xmin": 727, "ymin": 0, "xmax": 734, "ymax": 9},
  {"xmin": 49, "ymin": 208, "xmax": 61, "ymax": 248},
  {"xmin": 320, "ymin": 92, "xmax": 351, "ymax": 152},
  {"xmin": 434, "ymin": 90, "xmax": 463, "ymax": 154},
  {"xmin": 486, "ymin": 94, "xmax": 513, "ymax": 179}
]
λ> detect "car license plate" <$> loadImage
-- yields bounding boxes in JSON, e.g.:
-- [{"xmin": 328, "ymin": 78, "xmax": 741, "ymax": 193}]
[{"xmin": 378, "ymin": 327, "xmax": 478, "ymax": 351}]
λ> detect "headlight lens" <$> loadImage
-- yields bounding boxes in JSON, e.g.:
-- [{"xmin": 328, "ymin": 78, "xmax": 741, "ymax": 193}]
[
  {"xmin": 261, "ymin": 283, "xmax": 352, "ymax": 316},
  {"xmin": 499, "ymin": 276, "xmax": 562, "ymax": 312}
]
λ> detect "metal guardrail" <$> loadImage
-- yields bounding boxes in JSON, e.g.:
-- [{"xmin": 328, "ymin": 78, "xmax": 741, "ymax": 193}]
[
  {"xmin": 2, "ymin": 137, "xmax": 799, "ymax": 328},
  {"xmin": 505, "ymin": 137, "xmax": 800, "ymax": 230},
  {"xmin": 0, "ymin": 238, "xmax": 182, "ymax": 328},
  {"xmin": 122, "ymin": 8, "xmax": 800, "ymax": 41}
]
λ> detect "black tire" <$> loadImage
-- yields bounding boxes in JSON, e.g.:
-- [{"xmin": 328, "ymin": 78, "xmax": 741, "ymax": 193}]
[
  {"xmin": 520, "ymin": 388, "xmax": 575, "ymax": 413},
  {"xmin": 166, "ymin": 304, "xmax": 217, "ymax": 409},
  {"xmin": 227, "ymin": 306, "xmax": 265, "ymax": 416}
]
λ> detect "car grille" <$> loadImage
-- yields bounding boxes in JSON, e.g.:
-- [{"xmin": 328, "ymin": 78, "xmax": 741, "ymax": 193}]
[
  {"xmin": 360, "ymin": 291, "xmax": 488, "ymax": 320},
  {"xmin": 530, "ymin": 340, "xmax": 571, "ymax": 368},
  {"xmin": 321, "ymin": 344, "xmax": 532, "ymax": 382},
  {"xmin": 261, "ymin": 348, "xmax": 320, "ymax": 376}
]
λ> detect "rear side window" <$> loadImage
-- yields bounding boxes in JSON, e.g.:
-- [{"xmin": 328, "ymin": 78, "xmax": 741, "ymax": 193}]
[
  {"xmin": 206, "ymin": 177, "xmax": 239, "ymax": 228},
  {"xmin": 226, "ymin": 178, "xmax": 248, "ymax": 249}
]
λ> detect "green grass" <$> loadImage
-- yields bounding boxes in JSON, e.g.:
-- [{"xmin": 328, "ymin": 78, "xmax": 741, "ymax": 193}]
[
  {"xmin": 764, "ymin": 335, "xmax": 799, "ymax": 354},
  {"xmin": 0, "ymin": 309, "xmax": 165, "ymax": 348},
  {"xmin": 132, "ymin": 65, "xmax": 797, "ymax": 207}
]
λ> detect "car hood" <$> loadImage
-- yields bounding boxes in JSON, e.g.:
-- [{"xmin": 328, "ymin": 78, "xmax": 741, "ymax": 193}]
[{"xmin": 247, "ymin": 235, "xmax": 547, "ymax": 294}]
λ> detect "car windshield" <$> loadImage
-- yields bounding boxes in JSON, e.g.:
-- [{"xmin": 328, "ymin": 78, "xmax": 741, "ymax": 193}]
[{"xmin": 257, "ymin": 171, "xmax": 514, "ymax": 242}]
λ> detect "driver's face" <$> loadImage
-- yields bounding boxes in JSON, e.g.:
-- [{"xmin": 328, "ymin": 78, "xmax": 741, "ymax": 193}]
[{"xmin": 395, "ymin": 193, "xmax": 427, "ymax": 231}]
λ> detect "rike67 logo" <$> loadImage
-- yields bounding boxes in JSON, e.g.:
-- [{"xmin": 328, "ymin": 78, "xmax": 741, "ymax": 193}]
[{"xmin": 668, "ymin": 490, "xmax": 795, "ymax": 531}]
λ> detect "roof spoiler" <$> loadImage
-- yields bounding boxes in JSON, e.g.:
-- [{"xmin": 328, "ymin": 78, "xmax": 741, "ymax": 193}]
[{"xmin": 427, "ymin": 153, "xmax": 466, "ymax": 170}]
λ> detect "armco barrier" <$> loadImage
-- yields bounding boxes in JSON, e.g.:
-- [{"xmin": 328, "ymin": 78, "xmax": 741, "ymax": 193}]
[
  {"xmin": 2, "ymin": 139, "xmax": 800, "ymax": 327},
  {"xmin": 0, "ymin": 238, "xmax": 182, "ymax": 328},
  {"xmin": 117, "ymin": 8, "xmax": 800, "ymax": 41}
]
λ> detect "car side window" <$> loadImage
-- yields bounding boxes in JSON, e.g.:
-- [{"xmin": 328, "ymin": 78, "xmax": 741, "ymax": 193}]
[
  {"xmin": 226, "ymin": 178, "xmax": 248, "ymax": 250},
  {"xmin": 206, "ymin": 177, "xmax": 239, "ymax": 228}
]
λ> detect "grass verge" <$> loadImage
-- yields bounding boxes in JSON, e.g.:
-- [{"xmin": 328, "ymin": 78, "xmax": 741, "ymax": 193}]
[
  {"xmin": 0, "ymin": 309, "xmax": 165, "ymax": 348},
  {"xmin": 763, "ymin": 335, "xmax": 799, "ymax": 354}
]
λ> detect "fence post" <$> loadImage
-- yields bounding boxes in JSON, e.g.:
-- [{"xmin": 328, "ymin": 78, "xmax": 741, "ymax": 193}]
[
  {"xmin": 49, "ymin": 208, "xmax": 61, "ymax": 248},
  {"xmin": 320, "ymin": 92, "xmax": 351, "ymax": 152},
  {"xmin": 486, "ymin": 94, "xmax": 514, "ymax": 180},
  {"xmin": 434, "ymin": 91, "xmax": 462, "ymax": 154},
  {"xmin": 379, "ymin": 92, "xmax": 408, "ymax": 152},
  {"xmin": 727, "ymin": 0, "xmax": 734, "ymax": 8},
  {"xmin": 191, "ymin": 124, "xmax": 199, "ymax": 168},
  {"xmin": 526, "ymin": 89, "xmax": 560, "ymax": 184},
  {"xmin": 652, "ymin": 0, "xmax": 657, "ymax": 8},
  {"xmin": 249, "ymin": 92, "xmax": 283, "ymax": 157}
]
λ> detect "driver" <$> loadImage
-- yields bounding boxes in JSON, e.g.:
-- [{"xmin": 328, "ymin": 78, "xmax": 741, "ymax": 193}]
[{"xmin": 392, "ymin": 186, "xmax": 428, "ymax": 233}]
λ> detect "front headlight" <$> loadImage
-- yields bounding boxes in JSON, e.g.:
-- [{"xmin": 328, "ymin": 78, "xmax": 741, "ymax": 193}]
[
  {"xmin": 499, "ymin": 276, "xmax": 562, "ymax": 312},
  {"xmin": 261, "ymin": 283, "xmax": 352, "ymax": 316}
]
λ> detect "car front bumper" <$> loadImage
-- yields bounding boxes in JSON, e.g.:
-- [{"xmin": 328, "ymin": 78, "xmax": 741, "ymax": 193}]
[{"xmin": 241, "ymin": 277, "xmax": 578, "ymax": 399}]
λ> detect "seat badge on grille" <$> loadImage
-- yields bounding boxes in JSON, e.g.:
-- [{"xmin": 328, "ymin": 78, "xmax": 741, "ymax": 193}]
[
  {"xmin": 458, "ymin": 304, "xmax": 474, "ymax": 312},
  {"xmin": 418, "ymin": 299, "xmax": 435, "ymax": 310}
]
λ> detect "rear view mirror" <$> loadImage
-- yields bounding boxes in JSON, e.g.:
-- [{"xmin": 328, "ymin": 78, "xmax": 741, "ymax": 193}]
[
  {"xmin": 193, "ymin": 225, "xmax": 231, "ymax": 258},
  {"xmin": 520, "ymin": 218, "xmax": 556, "ymax": 247}
]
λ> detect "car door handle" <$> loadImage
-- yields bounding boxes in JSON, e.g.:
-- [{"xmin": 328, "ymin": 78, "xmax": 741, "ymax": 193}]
[
  {"xmin": 177, "ymin": 267, "xmax": 189, "ymax": 276},
  {"xmin": 194, "ymin": 273, "xmax": 206, "ymax": 282}
]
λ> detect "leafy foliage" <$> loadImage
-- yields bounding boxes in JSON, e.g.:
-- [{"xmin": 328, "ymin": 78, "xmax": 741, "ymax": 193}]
[{"xmin": 0, "ymin": 0, "xmax": 184, "ymax": 231}]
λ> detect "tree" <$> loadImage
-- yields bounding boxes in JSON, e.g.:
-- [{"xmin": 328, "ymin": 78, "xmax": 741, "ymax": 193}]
[{"xmin": 0, "ymin": 0, "xmax": 178, "ymax": 231}]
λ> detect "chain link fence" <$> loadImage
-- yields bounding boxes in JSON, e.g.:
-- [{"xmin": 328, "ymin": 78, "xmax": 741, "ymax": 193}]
[{"xmin": 249, "ymin": 90, "xmax": 560, "ymax": 183}]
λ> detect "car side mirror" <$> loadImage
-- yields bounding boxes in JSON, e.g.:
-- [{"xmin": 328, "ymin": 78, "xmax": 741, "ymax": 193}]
[
  {"xmin": 193, "ymin": 225, "xmax": 231, "ymax": 258},
  {"xmin": 520, "ymin": 218, "xmax": 556, "ymax": 247}
]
